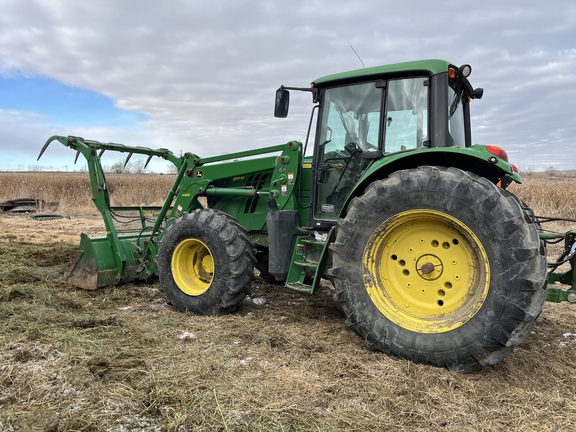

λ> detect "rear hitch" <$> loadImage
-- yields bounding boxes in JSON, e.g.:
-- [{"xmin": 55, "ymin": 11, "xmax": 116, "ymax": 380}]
[{"xmin": 541, "ymin": 226, "xmax": 576, "ymax": 302}]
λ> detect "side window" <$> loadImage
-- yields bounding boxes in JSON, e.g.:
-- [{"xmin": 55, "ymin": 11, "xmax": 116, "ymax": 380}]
[
  {"xmin": 448, "ymin": 85, "xmax": 466, "ymax": 147},
  {"xmin": 314, "ymin": 82, "xmax": 383, "ymax": 220},
  {"xmin": 322, "ymin": 103, "xmax": 348, "ymax": 154},
  {"xmin": 384, "ymin": 78, "xmax": 428, "ymax": 153}
]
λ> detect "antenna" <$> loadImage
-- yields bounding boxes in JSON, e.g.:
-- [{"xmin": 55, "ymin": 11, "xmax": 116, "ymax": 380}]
[{"xmin": 350, "ymin": 45, "xmax": 366, "ymax": 68}]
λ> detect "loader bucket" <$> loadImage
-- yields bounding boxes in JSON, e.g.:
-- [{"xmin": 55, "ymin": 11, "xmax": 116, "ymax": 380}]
[{"xmin": 66, "ymin": 233, "xmax": 149, "ymax": 290}]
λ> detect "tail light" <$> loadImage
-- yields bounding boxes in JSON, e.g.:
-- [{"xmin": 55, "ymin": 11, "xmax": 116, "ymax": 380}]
[{"xmin": 486, "ymin": 145, "xmax": 509, "ymax": 162}]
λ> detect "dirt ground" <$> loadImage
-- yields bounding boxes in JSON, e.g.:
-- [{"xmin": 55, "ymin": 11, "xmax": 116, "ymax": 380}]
[
  {"xmin": 1, "ymin": 213, "xmax": 107, "ymax": 244},
  {"xmin": 1, "ymin": 212, "xmax": 576, "ymax": 431}
]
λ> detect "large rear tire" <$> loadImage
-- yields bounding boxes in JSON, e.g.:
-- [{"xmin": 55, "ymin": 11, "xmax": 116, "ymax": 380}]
[
  {"xmin": 328, "ymin": 166, "xmax": 547, "ymax": 372},
  {"xmin": 157, "ymin": 209, "xmax": 254, "ymax": 315}
]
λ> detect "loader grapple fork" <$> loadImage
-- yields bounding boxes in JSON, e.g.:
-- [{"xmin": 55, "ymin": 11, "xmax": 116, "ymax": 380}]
[{"xmin": 38, "ymin": 135, "xmax": 188, "ymax": 289}]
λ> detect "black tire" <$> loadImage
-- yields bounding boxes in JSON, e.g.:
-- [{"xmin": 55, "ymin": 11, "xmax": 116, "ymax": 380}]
[
  {"xmin": 157, "ymin": 209, "xmax": 254, "ymax": 315},
  {"xmin": 328, "ymin": 166, "xmax": 547, "ymax": 372},
  {"xmin": 30, "ymin": 214, "xmax": 69, "ymax": 221}
]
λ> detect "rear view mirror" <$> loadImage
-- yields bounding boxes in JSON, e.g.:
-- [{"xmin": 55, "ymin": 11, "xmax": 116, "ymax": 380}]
[{"xmin": 274, "ymin": 88, "xmax": 290, "ymax": 118}]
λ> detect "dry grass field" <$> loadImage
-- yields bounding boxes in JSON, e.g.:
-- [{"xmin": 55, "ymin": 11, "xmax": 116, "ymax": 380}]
[
  {"xmin": 1, "ymin": 170, "xmax": 576, "ymax": 431},
  {"xmin": 0, "ymin": 172, "xmax": 176, "ymax": 215}
]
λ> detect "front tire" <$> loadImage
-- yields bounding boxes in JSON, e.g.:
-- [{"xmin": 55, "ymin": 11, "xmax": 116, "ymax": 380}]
[
  {"xmin": 328, "ymin": 166, "xmax": 546, "ymax": 372},
  {"xmin": 157, "ymin": 209, "xmax": 254, "ymax": 315}
]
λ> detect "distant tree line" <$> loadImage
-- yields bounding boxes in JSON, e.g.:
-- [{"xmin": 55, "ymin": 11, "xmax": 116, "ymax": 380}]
[
  {"xmin": 106, "ymin": 159, "xmax": 149, "ymax": 174},
  {"xmin": 27, "ymin": 159, "xmax": 158, "ymax": 174}
]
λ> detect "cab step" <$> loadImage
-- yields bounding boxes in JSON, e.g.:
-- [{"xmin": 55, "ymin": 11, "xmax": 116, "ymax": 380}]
[
  {"xmin": 284, "ymin": 228, "xmax": 334, "ymax": 294},
  {"xmin": 285, "ymin": 281, "xmax": 315, "ymax": 294},
  {"xmin": 294, "ymin": 259, "xmax": 319, "ymax": 269}
]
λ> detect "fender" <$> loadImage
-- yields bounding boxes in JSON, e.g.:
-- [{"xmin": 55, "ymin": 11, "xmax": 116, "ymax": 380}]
[{"xmin": 340, "ymin": 145, "xmax": 521, "ymax": 218}]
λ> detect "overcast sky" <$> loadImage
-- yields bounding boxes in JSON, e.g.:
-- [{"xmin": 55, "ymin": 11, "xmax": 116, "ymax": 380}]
[{"xmin": 0, "ymin": 0, "xmax": 575, "ymax": 172}]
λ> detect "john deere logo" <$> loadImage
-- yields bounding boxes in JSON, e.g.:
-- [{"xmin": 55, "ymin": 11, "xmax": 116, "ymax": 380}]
[{"xmin": 196, "ymin": 170, "xmax": 203, "ymax": 178}]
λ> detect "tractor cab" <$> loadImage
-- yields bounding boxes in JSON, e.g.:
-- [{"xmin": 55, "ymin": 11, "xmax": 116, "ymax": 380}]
[{"xmin": 276, "ymin": 59, "xmax": 484, "ymax": 224}]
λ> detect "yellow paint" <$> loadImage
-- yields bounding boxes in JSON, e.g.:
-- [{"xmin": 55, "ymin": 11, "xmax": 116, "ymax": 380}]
[
  {"xmin": 362, "ymin": 210, "xmax": 490, "ymax": 333},
  {"xmin": 171, "ymin": 238, "xmax": 214, "ymax": 296}
]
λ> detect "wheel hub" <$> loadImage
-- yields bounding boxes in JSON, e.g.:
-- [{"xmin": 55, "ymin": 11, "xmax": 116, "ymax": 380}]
[
  {"xmin": 171, "ymin": 238, "xmax": 214, "ymax": 296},
  {"xmin": 362, "ymin": 209, "xmax": 490, "ymax": 333},
  {"xmin": 416, "ymin": 255, "xmax": 443, "ymax": 279}
]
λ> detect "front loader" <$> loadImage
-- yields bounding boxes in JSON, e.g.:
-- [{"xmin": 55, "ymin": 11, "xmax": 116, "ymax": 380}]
[{"xmin": 40, "ymin": 59, "xmax": 576, "ymax": 372}]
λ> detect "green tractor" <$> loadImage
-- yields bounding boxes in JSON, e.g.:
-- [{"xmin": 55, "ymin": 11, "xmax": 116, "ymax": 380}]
[{"xmin": 39, "ymin": 59, "xmax": 576, "ymax": 372}]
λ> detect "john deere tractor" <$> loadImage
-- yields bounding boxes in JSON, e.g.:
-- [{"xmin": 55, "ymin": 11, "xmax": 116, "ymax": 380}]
[{"xmin": 40, "ymin": 59, "xmax": 576, "ymax": 372}]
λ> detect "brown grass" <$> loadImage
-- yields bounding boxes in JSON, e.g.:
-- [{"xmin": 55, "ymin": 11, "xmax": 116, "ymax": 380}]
[
  {"xmin": 0, "ymin": 170, "xmax": 574, "ymax": 219},
  {"xmin": 0, "ymin": 172, "xmax": 174, "ymax": 215},
  {"xmin": 511, "ymin": 177, "xmax": 576, "ymax": 219},
  {"xmin": 1, "ymin": 171, "xmax": 576, "ymax": 431}
]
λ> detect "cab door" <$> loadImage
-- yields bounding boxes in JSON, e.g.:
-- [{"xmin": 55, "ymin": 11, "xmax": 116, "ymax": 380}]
[{"xmin": 312, "ymin": 82, "xmax": 383, "ymax": 224}]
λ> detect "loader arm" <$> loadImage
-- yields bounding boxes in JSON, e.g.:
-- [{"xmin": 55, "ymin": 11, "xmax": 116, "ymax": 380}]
[{"xmin": 38, "ymin": 135, "xmax": 304, "ymax": 290}]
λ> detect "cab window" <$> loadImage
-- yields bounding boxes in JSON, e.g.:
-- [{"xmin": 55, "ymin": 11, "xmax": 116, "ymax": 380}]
[
  {"xmin": 314, "ymin": 82, "xmax": 382, "ymax": 220},
  {"xmin": 384, "ymin": 77, "xmax": 428, "ymax": 153}
]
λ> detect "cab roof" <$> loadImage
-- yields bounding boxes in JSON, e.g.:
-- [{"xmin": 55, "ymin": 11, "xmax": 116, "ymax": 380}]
[{"xmin": 312, "ymin": 59, "xmax": 453, "ymax": 87}]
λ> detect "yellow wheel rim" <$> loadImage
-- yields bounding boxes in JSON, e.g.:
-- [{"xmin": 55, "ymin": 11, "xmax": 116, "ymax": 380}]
[
  {"xmin": 363, "ymin": 210, "xmax": 490, "ymax": 333},
  {"xmin": 171, "ymin": 238, "xmax": 214, "ymax": 296}
]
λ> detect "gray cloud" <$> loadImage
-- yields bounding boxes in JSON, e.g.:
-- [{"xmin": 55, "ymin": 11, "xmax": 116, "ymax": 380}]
[{"xmin": 0, "ymin": 0, "xmax": 575, "ymax": 170}]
